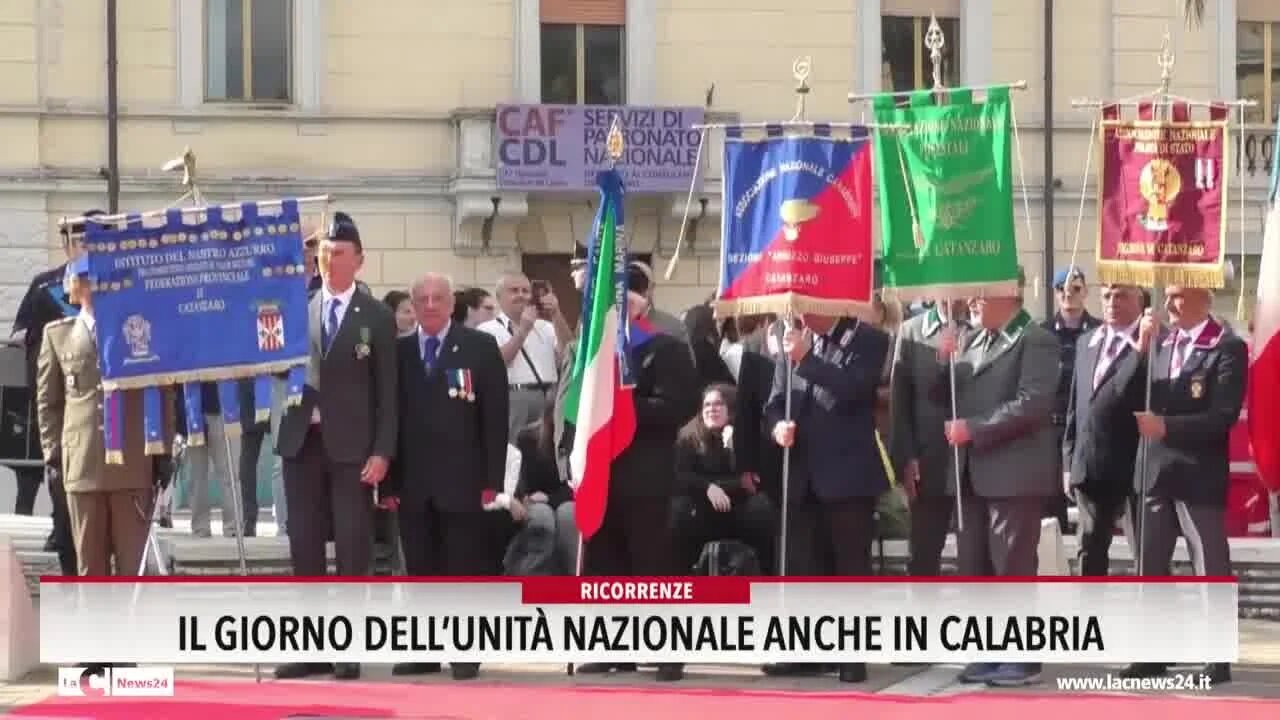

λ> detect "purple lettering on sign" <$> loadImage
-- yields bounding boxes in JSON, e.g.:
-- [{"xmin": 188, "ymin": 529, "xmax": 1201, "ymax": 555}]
[{"xmin": 495, "ymin": 104, "xmax": 705, "ymax": 193}]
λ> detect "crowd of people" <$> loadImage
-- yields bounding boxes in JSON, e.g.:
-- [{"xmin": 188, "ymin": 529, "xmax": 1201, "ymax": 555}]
[{"xmin": 14, "ymin": 210, "xmax": 1246, "ymax": 689}]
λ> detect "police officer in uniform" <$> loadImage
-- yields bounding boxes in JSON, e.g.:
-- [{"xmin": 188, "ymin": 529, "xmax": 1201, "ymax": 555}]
[{"xmin": 1042, "ymin": 269, "xmax": 1100, "ymax": 531}]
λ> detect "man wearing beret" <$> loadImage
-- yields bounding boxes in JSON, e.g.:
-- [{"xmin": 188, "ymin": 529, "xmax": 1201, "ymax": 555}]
[
  {"xmin": 273, "ymin": 212, "xmax": 398, "ymax": 681},
  {"xmin": 1042, "ymin": 268, "xmax": 1100, "ymax": 532}
]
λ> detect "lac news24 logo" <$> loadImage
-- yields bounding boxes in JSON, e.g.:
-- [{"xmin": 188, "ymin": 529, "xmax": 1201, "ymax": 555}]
[{"xmin": 57, "ymin": 666, "xmax": 174, "ymax": 697}]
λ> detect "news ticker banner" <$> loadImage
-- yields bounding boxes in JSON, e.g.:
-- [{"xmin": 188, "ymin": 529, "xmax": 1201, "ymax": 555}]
[{"xmin": 38, "ymin": 578, "xmax": 1237, "ymax": 665}]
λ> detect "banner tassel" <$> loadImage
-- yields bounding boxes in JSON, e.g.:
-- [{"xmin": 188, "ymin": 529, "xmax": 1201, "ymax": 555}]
[
  {"xmin": 286, "ymin": 365, "xmax": 305, "ymax": 407},
  {"xmin": 102, "ymin": 389, "xmax": 124, "ymax": 465},
  {"xmin": 182, "ymin": 382, "xmax": 206, "ymax": 447},
  {"xmin": 253, "ymin": 375, "xmax": 273, "ymax": 424},
  {"xmin": 142, "ymin": 386, "xmax": 166, "ymax": 455},
  {"xmin": 218, "ymin": 380, "xmax": 242, "ymax": 439}
]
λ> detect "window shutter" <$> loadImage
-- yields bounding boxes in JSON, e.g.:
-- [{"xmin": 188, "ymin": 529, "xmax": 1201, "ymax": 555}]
[
  {"xmin": 540, "ymin": 0, "xmax": 625, "ymax": 25},
  {"xmin": 882, "ymin": 0, "xmax": 960, "ymax": 18}
]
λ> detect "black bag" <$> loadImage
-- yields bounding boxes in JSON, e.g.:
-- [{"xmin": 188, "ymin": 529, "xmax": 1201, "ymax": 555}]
[{"xmin": 693, "ymin": 539, "xmax": 760, "ymax": 576}]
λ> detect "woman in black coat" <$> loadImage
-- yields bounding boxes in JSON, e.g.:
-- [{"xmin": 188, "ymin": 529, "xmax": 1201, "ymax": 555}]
[{"xmin": 669, "ymin": 384, "xmax": 776, "ymax": 574}]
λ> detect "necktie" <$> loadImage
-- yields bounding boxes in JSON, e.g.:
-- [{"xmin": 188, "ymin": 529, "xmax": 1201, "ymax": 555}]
[
  {"xmin": 323, "ymin": 298, "xmax": 342, "ymax": 353},
  {"xmin": 1093, "ymin": 334, "xmax": 1124, "ymax": 390},
  {"xmin": 423, "ymin": 336, "xmax": 440, "ymax": 373},
  {"xmin": 1169, "ymin": 332, "xmax": 1191, "ymax": 378}
]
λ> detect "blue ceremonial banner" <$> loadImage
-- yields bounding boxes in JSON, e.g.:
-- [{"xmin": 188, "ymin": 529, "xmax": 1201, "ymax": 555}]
[
  {"xmin": 84, "ymin": 201, "xmax": 310, "ymax": 389},
  {"xmin": 716, "ymin": 130, "xmax": 875, "ymax": 317},
  {"xmin": 84, "ymin": 200, "xmax": 309, "ymax": 462}
]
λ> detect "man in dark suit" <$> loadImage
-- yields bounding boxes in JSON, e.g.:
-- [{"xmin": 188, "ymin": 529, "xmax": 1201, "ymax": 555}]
[
  {"xmin": 765, "ymin": 313, "xmax": 890, "ymax": 684},
  {"xmin": 380, "ymin": 272, "xmax": 508, "ymax": 681},
  {"xmin": 1123, "ymin": 286, "xmax": 1244, "ymax": 685},
  {"xmin": 272, "ymin": 212, "xmax": 398, "ymax": 681},
  {"xmin": 1062, "ymin": 284, "xmax": 1150, "ymax": 576},
  {"xmin": 575, "ymin": 270, "xmax": 698, "ymax": 682}
]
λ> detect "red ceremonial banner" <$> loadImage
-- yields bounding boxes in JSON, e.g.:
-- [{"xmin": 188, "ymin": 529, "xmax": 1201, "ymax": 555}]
[{"xmin": 1097, "ymin": 120, "xmax": 1227, "ymax": 288}]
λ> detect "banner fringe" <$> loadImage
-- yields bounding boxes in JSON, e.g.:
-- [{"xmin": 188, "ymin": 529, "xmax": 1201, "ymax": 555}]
[
  {"xmin": 1095, "ymin": 263, "xmax": 1225, "ymax": 290},
  {"xmin": 104, "ymin": 450, "xmax": 125, "ymax": 466},
  {"xmin": 144, "ymin": 440, "xmax": 166, "ymax": 456},
  {"xmin": 186, "ymin": 431, "xmax": 206, "ymax": 448},
  {"xmin": 714, "ymin": 294, "xmax": 876, "ymax": 320},
  {"xmin": 255, "ymin": 408, "xmax": 270, "ymax": 423},
  {"xmin": 100, "ymin": 357, "xmax": 308, "ymax": 392},
  {"xmin": 880, "ymin": 280, "xmax": 1022, "ymax": 304}
]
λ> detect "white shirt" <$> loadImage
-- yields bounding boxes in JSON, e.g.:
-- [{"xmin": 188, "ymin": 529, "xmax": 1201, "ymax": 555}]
[
  {"xmin": 478, "ymin": 312, "xmax": 559, "ymax": 386},
  {"xmin": 320, "ymin": 283, "xmax": 357, "ymax": 337},
  {"xmin": 720, "ymin": 339, "xmax": 744, "ymax": 382},
  {"xmin": 1170, "ymin": 318, "xmax": 1209, "ymax": 378},
  {"xmin": 417, "ymin": 321, "xmax": 450, "ymax": 362},
  {"xmin": 484, "ymin": 444, "xmax": 523, "ymax": 512},
  {"xmin": 311, "ymin": 284, "xmax": 357, "ymax": 424},
  {"xmin": 1094, "ymin": 320, "xmax": 1138, "ymax": 381},
  {"xmin": 79, "ymin": 311, "xmax": 97, "ymax": 343}
]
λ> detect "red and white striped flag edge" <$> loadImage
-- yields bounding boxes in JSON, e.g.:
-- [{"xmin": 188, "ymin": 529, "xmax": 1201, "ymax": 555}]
[{"xmin": 1250, "ymin": 203, "xmax": 1280, "ymax": 491}]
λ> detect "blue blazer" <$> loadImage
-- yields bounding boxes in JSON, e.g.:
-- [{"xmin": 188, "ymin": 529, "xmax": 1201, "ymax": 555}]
[{"xmin": 765, "ymin": 318, "xmax": 890, "ymax": 503}]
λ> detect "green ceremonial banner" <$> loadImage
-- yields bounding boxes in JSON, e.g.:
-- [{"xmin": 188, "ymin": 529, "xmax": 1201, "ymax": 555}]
[{"xmin": 872, "ymin": 87, "xmax": 1020, "ymax": 300}]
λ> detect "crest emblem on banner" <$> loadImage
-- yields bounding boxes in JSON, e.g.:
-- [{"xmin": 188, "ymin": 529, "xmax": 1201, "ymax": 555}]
[
  {"xmin": 1138, "ymin": 158, "xmax": 1180, "ymax": 231},
  {"xmin": 122, "ymin": 314, "xmax": 157, "ymax": 364},
  {"xmin": 256, "ymin": 304, "xmax": 285, "ymax": 352}
]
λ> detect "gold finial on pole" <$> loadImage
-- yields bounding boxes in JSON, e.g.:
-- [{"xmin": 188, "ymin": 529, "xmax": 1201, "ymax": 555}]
[
  {"xmin": 791, "ymin": 57, "xmax": 812, "ymax": 122},
  {"xmin": 925, "ymin": 14, "xmax": 946, "ymax": 92},
  {"xmin": 1157, "ymin": 28, "xmax": 1175, "ymax": 96},
  {"xmin": 606, "ymin": 114, "xmax": 625, "ymax": 164}
]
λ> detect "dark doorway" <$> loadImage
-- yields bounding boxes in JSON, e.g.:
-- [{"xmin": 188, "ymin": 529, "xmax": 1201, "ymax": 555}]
[{"xmin": 522, "ymin": 252, "xmax": 652, "ymax": 330}]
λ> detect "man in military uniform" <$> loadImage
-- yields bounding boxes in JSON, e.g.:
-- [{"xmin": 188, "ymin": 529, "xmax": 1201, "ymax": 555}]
[
  {"xmin": 890, "ymin": 300, "xmax": 970, "ymax": 576},
  {"xmin": 36, "ymin": 247, "xmax": 173, "ymax": 576},
  {"xmin": 1042, "ymin": 268, "xmax": 1100, "ymax": 531},
  {"xmin": 10, "ymin": 212, "xmax": 105, "ymax": 575}
]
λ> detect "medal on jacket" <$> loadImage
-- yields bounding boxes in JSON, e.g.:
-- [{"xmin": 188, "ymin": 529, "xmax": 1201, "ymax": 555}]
[
  {"xmin": 1190, "ymin": 376, "xmax": 1205, "ymax": 399},
  {"xmin": 449, "ymin": 369, "xmax": 475, "ymax": 402}
]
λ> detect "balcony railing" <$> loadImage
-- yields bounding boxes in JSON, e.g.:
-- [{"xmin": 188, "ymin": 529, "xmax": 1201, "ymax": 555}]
[{"xmin": 1237, "ymin": 124, "xmax": 1276, "ymax": 184}]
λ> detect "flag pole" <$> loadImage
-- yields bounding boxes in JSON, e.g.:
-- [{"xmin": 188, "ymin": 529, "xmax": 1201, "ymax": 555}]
[
  {"xmin": 910, "ymin": 15, "xmax": 968, "ymax": 536},
  {"xmin": 567, "ymin": 115, "xmax": 627, "ymax": 678},
  {"xmin": 773, "ymin": 57, "xmax": 815, "ymax": 581}
]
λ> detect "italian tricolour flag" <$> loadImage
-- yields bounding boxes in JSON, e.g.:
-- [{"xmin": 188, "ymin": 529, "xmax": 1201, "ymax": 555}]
[{"xmin": 562, "ymin": 169, "xmax": 636, "ymax": 540}]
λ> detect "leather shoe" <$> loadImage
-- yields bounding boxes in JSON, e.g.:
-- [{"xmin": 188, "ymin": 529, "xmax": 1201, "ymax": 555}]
[
  {"xmin": 1202, "ymin": 663, "xmax": 1231, "ymax": 684},
  {"xmin": 575, "ymin": 662, "xmax": 636, "ymax": 674},
  {"xmin": 392, "ymin": 662, "xmax": 442, "ymax": 676},
  {"xmin": 1119, "ymin": 662, "xmax": 1167, "ymax": 679},
  {"xmin": 273, "ymin": 662, "xmax": 332, "ymax": 680},
  {"xmin": 655, "ymin": 664, "xmax": 684, "ymax": 682},
  {"xmin": 762, "ymin": 663, "xmax": 825, "ymax": 677},
  {"xmin": 333, "ymin": 663, "xmax": 360, "ymax": 680},
  {"xmin": 838, "ymin": 663, "xmax": 867, "ymax": 683},
  {"xmin": 451, "ymin": 663, "xmax": 480, "ymax": 680}
]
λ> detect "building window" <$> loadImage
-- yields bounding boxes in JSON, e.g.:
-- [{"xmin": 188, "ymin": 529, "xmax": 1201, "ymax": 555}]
[
  {"xmin": 1238, "ymin": 21, "xmax": 1280, "ymax": 124},
  {"xmin": 882, "ymin": 15, "xmax": 960, "ymax": 93},
  {"xmin": 205, "ymin": 0, "xmax": 293, "ymax": 103},
  {"xmin": 541, "ymin": 24, "xmax": 625, "ymax": 105}
]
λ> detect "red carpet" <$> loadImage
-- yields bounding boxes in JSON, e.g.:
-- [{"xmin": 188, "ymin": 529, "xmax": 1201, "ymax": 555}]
[{"xmin": 13, "ymin": 679, "xmax": 1280, "ymax": 719}]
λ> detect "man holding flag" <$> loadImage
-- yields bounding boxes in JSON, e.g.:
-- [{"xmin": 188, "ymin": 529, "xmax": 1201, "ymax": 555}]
[{"xmin": 562, "ymin": 164, "xmax": 698, "ymax": 682}]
